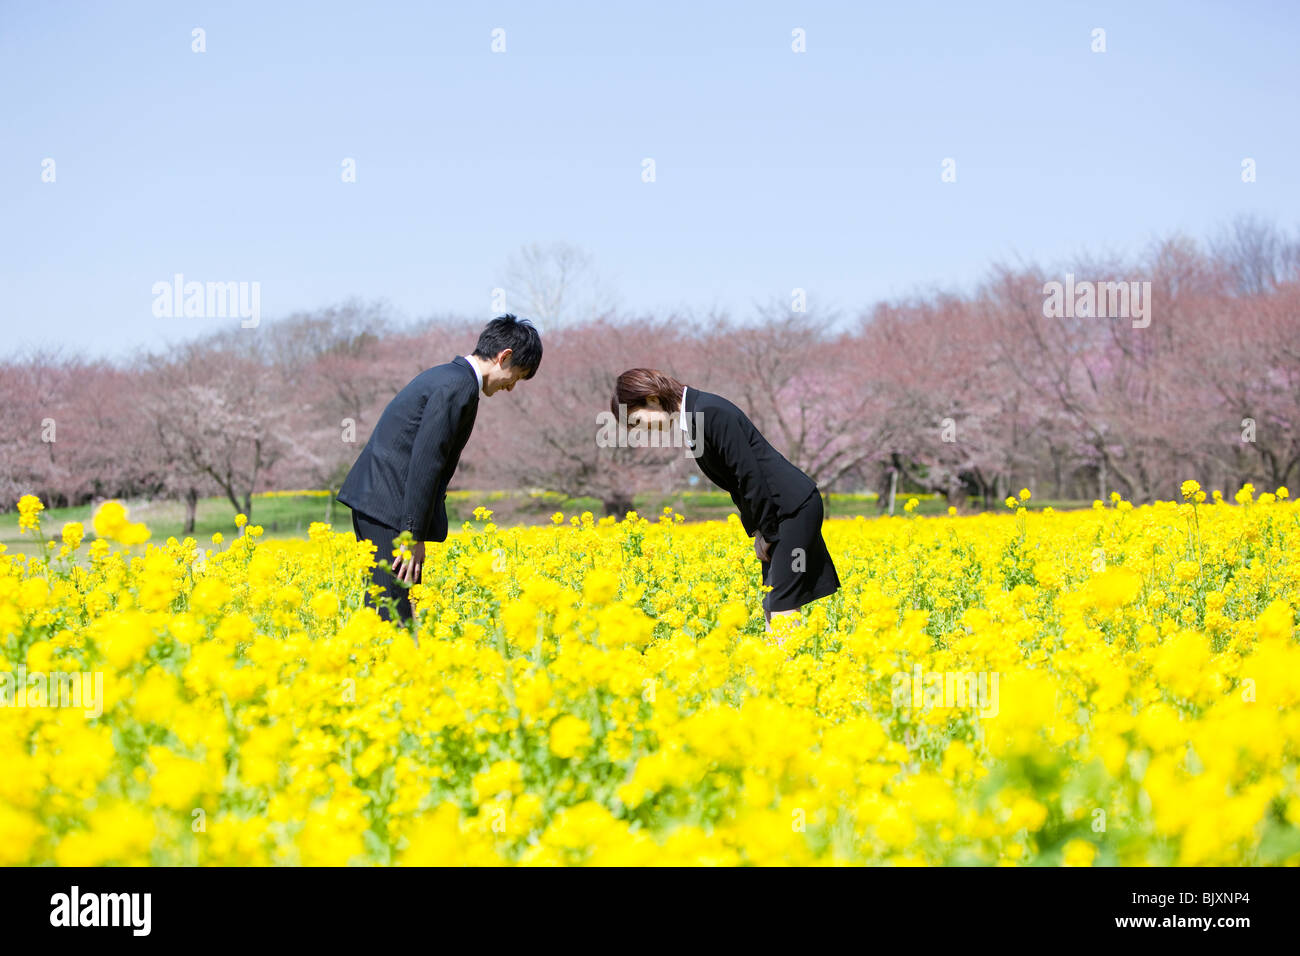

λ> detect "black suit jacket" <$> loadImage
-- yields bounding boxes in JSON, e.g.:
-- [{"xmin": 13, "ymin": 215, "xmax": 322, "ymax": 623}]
[
  {"xmin": 683, "ymin": 387, "xmax": 817, "ymax": 540},
  {"xmin": 337, "ymin": 356, "xmax": 480, "ymax": 542}
]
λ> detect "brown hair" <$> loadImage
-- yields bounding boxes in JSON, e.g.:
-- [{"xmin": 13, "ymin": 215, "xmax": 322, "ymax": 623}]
[{"xmin": 611, "ymin": 368, "xmax": 686, "ymax": 418}]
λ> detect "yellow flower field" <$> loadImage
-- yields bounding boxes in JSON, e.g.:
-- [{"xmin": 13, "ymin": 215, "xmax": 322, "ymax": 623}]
[{"xmin": 2, "ymin": 487, "xmax": 1299, "ymax": 866}]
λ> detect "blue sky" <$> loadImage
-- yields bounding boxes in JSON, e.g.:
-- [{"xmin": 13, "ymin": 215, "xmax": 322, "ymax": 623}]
[{"xmin": 1, "ymin": 0, "xmax": 1296, "ymax": 360}]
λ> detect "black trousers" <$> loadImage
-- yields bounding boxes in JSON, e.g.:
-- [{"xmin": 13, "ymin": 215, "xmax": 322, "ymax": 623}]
[{"xmin": 351, "ymin": 509, "xmax": 413, "ymax": 623}]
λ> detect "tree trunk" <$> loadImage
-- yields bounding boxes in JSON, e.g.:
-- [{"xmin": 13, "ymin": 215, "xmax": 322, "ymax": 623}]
[
  {"xmin": 602, "ymin": 493, "xmax": 635, "ymax": 517},
  {"xmin": 183, "ymin": 487, "xmax": 198, "ymax": 535},
  {"xmin": 944, "ymin": 483, "xmax": 961, "ymax": 509}
]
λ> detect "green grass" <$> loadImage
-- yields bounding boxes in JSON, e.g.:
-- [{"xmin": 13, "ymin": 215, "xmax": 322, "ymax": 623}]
[
  {"xmin": 0, "ymin": 490, "xmax": 1092, "ymax": 558},
  {"xmin": 0, "ymin": 495, "xmax": 355, "ymax": 560}
]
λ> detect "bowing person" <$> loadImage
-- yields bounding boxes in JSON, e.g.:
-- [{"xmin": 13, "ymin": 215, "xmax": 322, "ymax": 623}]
[
  {"xmin": 338, "ymin": 314, "xmax": 542, "ymax": 623},
  {"xmin": 611, "ymin": 368, "xmax": 840, "ymax": 630}
]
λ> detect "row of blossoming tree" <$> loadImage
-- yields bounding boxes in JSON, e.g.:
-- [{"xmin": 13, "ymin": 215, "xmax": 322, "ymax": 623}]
[{"xmin": 2, "ymin": 218, "xmax": 1298, "ymax": 521}]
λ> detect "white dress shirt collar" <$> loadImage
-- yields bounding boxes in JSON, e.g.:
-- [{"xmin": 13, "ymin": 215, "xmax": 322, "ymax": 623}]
[
  {"xmin": 679, "ymin": 385, "xmax": 689, "ymax": 432},
  {"xmin": 463, "ymin": 355, "xmax": 484, "ymax": 392}
]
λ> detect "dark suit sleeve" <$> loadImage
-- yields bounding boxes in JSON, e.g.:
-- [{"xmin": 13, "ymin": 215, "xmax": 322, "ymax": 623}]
[
  {"xmin": 715, "ymin": 412, "xmax": 781, "ymax": 540},
  {"xmin": 400, "ymin": 384, "xmax": 463, "ymax": 535}
]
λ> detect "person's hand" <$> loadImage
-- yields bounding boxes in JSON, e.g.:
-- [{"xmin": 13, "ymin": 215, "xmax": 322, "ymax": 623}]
[
  {"xmin": 754, "ymin": 532, "xmax": 772, "ymax": 563},
  {"xmin": 392, "ymin": 539, "xmax": 426, "ymax": 586}
]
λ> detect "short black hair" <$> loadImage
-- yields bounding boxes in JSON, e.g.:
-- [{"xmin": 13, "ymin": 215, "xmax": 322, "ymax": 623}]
[{"xmin": 472, "ymin": 313, "xmax": 542, "ymax": 379}]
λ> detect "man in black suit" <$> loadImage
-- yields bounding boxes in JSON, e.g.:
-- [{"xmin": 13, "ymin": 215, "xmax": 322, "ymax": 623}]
[{"xmin": 337, "ymin": 314, "xmax": 542, "ymax": 624}]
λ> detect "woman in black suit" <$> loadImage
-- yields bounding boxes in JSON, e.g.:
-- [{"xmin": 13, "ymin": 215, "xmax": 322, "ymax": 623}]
[{"xmin": 611, "ymin": 368, "xmax": 840, "ymax": 629}]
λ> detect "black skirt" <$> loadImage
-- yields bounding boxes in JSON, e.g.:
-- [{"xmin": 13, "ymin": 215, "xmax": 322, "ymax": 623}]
[{"xmin": 759, "ymin": 491, "xmax": 841, "ymax": 613}]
